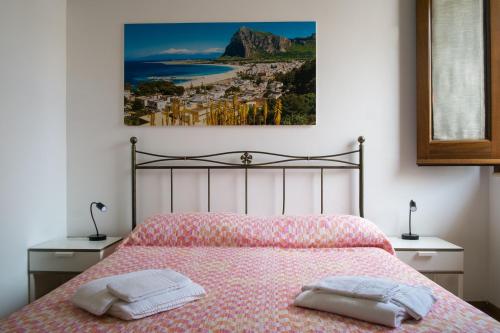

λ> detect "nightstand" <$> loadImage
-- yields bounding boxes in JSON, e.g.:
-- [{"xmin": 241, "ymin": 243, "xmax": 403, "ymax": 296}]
[
  {"xmin": 388, "ymin": 236, "xmax": 464, "ymax": 298},
  {"xmin": 28, "ymin": 237, "xmax": 122, "ymax": 302}
]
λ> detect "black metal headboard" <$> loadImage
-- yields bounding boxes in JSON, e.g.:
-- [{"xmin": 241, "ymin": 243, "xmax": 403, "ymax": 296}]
[{"xmin": 130, "ymin": 136, "xmax": 365, "ymax": 230}]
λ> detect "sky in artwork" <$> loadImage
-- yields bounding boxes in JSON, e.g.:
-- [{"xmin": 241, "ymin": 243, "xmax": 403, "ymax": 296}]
[{"xmin": 125, "ymin": 21, "xmax": 316, "ymax": 60}]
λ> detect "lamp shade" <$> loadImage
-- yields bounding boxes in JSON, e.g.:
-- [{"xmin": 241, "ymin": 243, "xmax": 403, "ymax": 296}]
[
  {"xmin": 409, "ymin": 200, "xmax": 417, "ymax": 212},
  {"xmin": 95, "ymin": 202, "xmax": 107, "ymax": 212}
]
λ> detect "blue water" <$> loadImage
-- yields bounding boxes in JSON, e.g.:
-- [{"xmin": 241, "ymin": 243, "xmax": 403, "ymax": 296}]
[{"xmin": 124, "ymin": 61, "xmax": 234, "ymax": 86}]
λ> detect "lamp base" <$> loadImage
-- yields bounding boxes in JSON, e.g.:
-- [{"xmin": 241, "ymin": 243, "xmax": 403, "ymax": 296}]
[
  {"xmin": 88, "ymin": 234, "xmax": 107, "ymax": 241},
  {"xmin": 401, "ymin": 233, "xmax": 419, "ymax": 240}
]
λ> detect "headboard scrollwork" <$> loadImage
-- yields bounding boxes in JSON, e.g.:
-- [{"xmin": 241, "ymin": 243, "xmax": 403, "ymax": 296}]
[{"xmin": 130, "ymin": 136, "xmax": 365, "ymax": 230}]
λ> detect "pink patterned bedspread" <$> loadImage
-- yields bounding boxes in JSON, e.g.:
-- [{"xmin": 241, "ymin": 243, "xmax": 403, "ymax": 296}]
[
  {"xmin": 1, "ymin": 214, "xmax": 499, "ymax": 332},
  {"xmin": 122, "ymin": 213, "xmax": 395, "ymax": 254}
]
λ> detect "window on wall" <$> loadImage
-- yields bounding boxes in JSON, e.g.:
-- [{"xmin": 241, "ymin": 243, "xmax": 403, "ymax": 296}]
[{"xmin": 417, "ymin": 0, "xmax": 500, "ymax": 165}]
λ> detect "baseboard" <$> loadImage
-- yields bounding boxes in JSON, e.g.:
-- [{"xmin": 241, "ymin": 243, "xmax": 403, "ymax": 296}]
[{"xmin": 468, "ymin": 301, "xmax": 500, "ymax": 321}]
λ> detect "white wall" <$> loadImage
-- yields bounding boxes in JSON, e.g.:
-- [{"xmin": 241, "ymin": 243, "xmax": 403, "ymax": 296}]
[
  {"xmin": 0, "ymin": 0, "xmax": 67, "ymax": 318},
  {"xmin": 67, "ymin": 0, "xmax": 490, "ymax": 300},
  {"xmin": 489, "ymin": 172, "xmax": 500, "ymax": 307}
]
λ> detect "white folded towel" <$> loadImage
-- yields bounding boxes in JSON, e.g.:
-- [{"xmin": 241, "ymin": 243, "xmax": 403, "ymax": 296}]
[
  {"xmin": 391, "ymin": 285, "xmax": 436, "ymax": 320},
  {"xmin": 296, "ymin": 276, "xmax": 436, "ymax": 327},
  {"xmin": 72, "ymin": 273, "xmax": 131, "ymax": 316},
  {"xmin": 302, "ymin": 276, "xmax": 401, "ymax": 303},
  {"xmin": 107, "ymin": 269, "xmax": 192, "ymax": 302},
  {"xmin": 108, "ymin": 282, "xmax": 206, "ymax": 320},
  {"xmin": 71, "ymin": 269, "xmax": 205, "ymax": 320},
  {"xmin": 294, "ymin": 290, "xmax": 408, "ymax": 328}
]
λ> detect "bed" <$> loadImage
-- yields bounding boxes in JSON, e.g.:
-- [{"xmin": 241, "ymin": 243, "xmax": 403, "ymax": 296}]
[{"xmin": 1, "ymin": 137, "xmax": 499, "ymax": 332}]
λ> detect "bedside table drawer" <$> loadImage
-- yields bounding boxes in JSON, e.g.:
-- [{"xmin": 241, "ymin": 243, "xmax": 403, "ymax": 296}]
[
  {"xmin": 29, "ymin": 251, "xmax": 102, "ymax": 272},
  {"xmin": 396, "ymin": 251, "xmax": 463, "ymax": 272}
]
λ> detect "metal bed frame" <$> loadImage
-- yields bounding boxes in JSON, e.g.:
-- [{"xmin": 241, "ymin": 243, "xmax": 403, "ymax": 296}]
[{"xmin": 130, "ymin": 136, "xmax": 365, "ymax": 230}]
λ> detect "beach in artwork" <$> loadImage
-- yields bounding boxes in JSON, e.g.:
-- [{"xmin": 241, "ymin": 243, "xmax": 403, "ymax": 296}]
[{"xmin": 124, "ymin": 22, "xmax": 316, "ymax": 126}]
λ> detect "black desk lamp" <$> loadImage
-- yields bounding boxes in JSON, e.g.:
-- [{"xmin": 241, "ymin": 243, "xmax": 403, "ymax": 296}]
[
  {"xmin": 89, "ymin": 202, "xmax": 107, "ymax": 241},
  {"xmin": 402, "ymin": 200, "xmax": 419, "ymax": 240}
]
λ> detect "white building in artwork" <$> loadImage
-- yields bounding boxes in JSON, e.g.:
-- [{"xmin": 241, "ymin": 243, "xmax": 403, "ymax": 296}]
[
  {"xmin": 146, "ymin": 99, "xmax": 168, "ymax": 111},
  {"xmin": 270, "ymin": 81, "xmax": 283, "ymax": 89},
  {"xmin": 190, "ymin": 95, "xmax": 206, "ymax": 104}
]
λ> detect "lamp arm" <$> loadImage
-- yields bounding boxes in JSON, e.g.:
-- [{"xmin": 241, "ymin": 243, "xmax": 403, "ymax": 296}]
[
  {"xmin": 90, "ymin": 202, "xmax": 100, "ymax": 236},
  {"xmin": 408, "ymin": 208, "xmax": 412, "ymax": 235}
]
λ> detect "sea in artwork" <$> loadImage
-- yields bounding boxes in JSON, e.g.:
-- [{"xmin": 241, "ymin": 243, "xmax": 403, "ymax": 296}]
[{"xmin": 124, "ymin": 62, "xmax": 236, "ymax": 86}]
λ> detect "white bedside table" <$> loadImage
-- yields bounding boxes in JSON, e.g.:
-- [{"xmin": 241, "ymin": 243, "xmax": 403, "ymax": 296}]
[
  {"xmin": 388, "ymin": 236, "xmax": 464, "ymax": 298},
  {"xmin": 28, "ymin": 237, "xmax": 122, "ymax": 302}
]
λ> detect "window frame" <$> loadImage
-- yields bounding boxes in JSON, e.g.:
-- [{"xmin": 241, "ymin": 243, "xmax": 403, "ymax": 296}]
[{"xmin": 417, "ymin": 0, "xmax": 500, "ymax": 165}]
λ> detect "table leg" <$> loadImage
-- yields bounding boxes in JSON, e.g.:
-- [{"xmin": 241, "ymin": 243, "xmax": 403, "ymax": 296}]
[{"xmin": 458, "ymin": 274, "xmax": 464, "ymax": 299}]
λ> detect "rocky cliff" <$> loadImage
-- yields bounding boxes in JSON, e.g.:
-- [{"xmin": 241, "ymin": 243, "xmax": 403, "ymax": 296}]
[{"xmin": 222, "ymin": 27, "xmax": 292, "ymax": 58}]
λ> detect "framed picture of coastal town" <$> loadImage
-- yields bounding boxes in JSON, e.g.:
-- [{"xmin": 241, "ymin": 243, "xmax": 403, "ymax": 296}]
[{"xmin": 124, "ymin": 22, "xmax": 316, "ymax": 126}]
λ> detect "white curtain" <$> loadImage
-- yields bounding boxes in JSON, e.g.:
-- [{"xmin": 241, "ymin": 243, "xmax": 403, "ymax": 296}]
[{"xmin": 432, "ymin": 0, "xmax": 485, "ymax": 140}]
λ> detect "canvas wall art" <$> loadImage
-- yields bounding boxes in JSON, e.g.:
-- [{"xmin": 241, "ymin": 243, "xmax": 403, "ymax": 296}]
[{"xmin": 124, "ymin": 22, "xmax": 316, "ymax": 126}]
